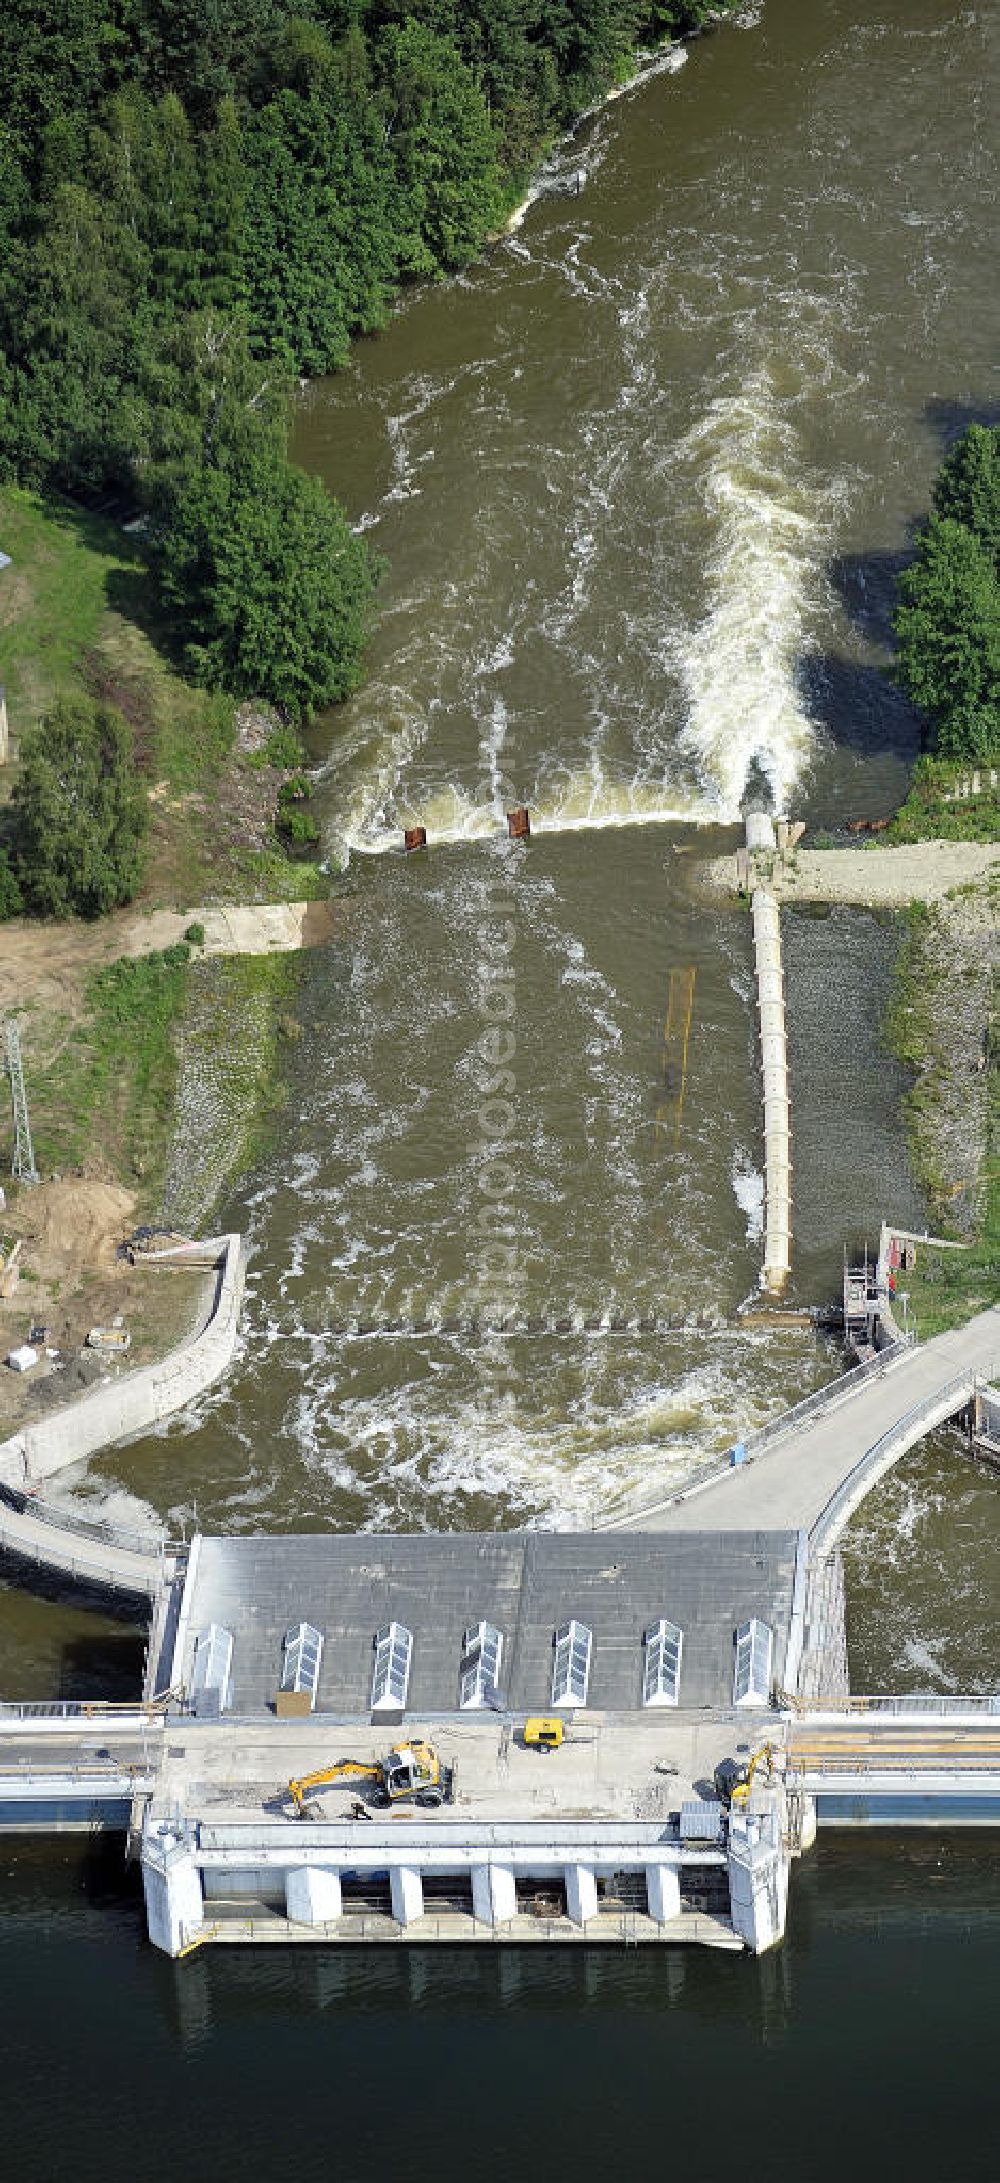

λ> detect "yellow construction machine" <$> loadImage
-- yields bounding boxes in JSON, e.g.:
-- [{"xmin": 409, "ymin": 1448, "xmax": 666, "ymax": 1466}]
[
  {"xmin": 522, "ymin": 1716, "xmax": 564, "ymax": 1753},
  {"xmin": 287, "ymin": 1739, "xmax": 455, "ymax": 1817},
  {"xmin": 714, "ymin": 1743, "xmax": 774, "ymax": 1810}
]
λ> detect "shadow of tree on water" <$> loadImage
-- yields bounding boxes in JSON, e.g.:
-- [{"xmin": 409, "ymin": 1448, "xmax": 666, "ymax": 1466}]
[{"xmin": 796, "ymin": 652, "xmax": 920, "ymax": 767}]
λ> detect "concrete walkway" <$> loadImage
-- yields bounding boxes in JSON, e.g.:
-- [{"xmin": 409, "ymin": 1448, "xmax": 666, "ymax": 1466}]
[
  {"xmin": 624, "ymin": 1303, "xmax": 1000, "ymax": 1539},
  {"xmin": 121, "ymin": 901, "xmax": 337, "ymax": 961},
  {"xmin": 0, "ymin": 1236, "xmax": 242, "ymax": 1594},
  {"xmin": 0, "ymin": 1498, "xmax": 165, "ymax": 1595}
]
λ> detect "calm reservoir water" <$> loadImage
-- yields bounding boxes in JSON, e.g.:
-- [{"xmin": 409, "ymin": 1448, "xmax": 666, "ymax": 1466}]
[{"xmin": 1, "ymin": 0, "xmax": 998, "ymax": 2162}]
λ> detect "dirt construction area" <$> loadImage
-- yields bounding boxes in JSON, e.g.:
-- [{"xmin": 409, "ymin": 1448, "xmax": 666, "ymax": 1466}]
[
  {"xmin": 0, "ymin": 1178, "xmax": 206, "ymax": 1437},
  {"xmin": 0, "ymin": 898, "xmax": 337, "ymax": 1024}
]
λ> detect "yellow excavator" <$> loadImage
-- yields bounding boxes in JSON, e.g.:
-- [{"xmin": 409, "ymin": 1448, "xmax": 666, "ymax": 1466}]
[
  {"xmin": 713, "ymin": 1743, "xmax": 774, "ymax": 1811},
  {"xmin": 287, "ymin": 1740, "xmax": 455, "ymax": 1817}
]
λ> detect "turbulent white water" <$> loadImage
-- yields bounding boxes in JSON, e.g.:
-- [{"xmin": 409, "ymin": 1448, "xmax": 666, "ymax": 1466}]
[
  {"xmin": 672, "ymin": 368, "xmax": 834, "ymax": 816},
  {"xmin": 325, "ymin": 275, "xmax": 859, "ymax": 858},
  {"xmin": 102, "ymin": 0, "xmax": 997, "ymax": 1545}
]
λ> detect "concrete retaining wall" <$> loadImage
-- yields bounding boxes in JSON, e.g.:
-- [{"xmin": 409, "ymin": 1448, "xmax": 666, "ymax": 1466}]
[
  {"xmin": 751, "ymin": 885, "xmax": 791, "ymax": 1292},
  {"xmin": 0, "ymin": 1235, "xmax": 244, "ymax": 1489}
]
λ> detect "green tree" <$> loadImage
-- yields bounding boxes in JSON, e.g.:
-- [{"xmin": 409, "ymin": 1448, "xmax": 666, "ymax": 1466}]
[
  {"xmin": 150, "ymin": 440, "xmax": 377, "ymax": 719},
  {"xmin": 0, "ymin": 850, "xmax": 24, "ymax": 919},
  {"xmin": 13, "ymin": 696, "xmax": 149, "ymax": 918},
  {"xmin": 7, "ymin": 181, "xmax": 151, "ymax": 488},
  {"xmin": 243, "ymin": 85, "xmax": 395, "ymax": 374},
  {"xmin": 378, "ymin": 22, "xmax": 503, "ymax": 276},
  {"xmin": 893, "ymin": 515, "xmax": 1000, "ymax": 763},
  {"xmin": 932, "ymin": 423, "xmax": 1000, "ymax": 571}
]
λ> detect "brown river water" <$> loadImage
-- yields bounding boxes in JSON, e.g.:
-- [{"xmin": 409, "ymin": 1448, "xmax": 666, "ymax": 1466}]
[
  {"xmin": 3, "ymin": 0, "xmax": 998, "ymax": 1690},
  {"xmin": 1, "ymin": 12, "xmax": 999, "ymax": 2168}
]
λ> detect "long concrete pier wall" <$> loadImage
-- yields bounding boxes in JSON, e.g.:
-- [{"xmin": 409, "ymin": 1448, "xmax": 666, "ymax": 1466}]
[
  {"xmin": 750, "ymin": 880, "xmax": 791, "ymax": 1293},
  {"xmin": 0, "ymin": 1235, "xmax": 244, "ymax": 1491}
]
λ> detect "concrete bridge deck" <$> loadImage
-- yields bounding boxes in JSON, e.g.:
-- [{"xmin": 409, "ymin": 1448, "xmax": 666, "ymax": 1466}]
[
  {"xmin": 614, "ymin": 1303, "xmax": 999, "ymax": 1543},
  {"xmin": 0, "ymin": 1493, "xmax": 166, "ymax": 1595}
]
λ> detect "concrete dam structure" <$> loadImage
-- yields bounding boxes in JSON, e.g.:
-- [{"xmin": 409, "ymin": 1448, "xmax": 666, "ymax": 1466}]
[
  {"xmin": 0, "ymin": 867, "xmax": 995, "ymax": 1963},
  {"xmin": 0, "ymin": 1282, "xmax": 995, "ymax": 1959}
]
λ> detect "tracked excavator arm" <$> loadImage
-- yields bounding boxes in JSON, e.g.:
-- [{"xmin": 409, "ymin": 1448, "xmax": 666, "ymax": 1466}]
[{"xmin": 287, "ymin": 1760, "xmax": 381, "ymax": 1814}]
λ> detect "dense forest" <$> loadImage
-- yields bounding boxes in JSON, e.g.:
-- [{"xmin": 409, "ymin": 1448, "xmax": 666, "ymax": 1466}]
[
  {"xmin": 893, "ymin": 423, "xmax": 1000, "ymax": 765},
  {"xmin": 0, "ymin": 0, "xmax": 724, "ymax": 721}
]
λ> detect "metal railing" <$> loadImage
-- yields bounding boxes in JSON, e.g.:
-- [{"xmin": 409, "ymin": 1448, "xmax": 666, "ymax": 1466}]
[
  {"xmin": 198, "ymin": 1907, "xmax": 738, "ymax": 1948},
  {"xmin": 0, "ymin": 1697, "xmax": 169, "ymax": 1722},
  {"xmin": 797, "ymin": 1694, "xmax": 1000, "ymax": 1718},
  {"xmin": 0, "ymin": 1481, "xmax": 164, "ymax": 1559},
  {"xmin": 740, "ymin": 1338, "xmax": 911, "ymax": 1458},
  {"xmin": 0, "ymin": 1761, "xmax": 152, "ymax": 1783},
  {"xmin": 810, "ymin": 1366, "xmax": 993, "ymax": 1553},
  {"xmin": 0, "ymin": 1520, "xmax": 161, "ymax": 1596},
  {"xmin": 605, "ymin": 1338, "xmax": 914, "ymax": 1528}
]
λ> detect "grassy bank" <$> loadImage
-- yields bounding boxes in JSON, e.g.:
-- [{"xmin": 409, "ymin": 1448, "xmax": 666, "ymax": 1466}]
[
  {"xmin": 886, "ymin": 757, "xmax": 1000, "ymax": 846},
  {"xmin": 27, "ymin": 947, "xmax": 190, "ymax": 1196},
  {"xmin": 884, "ymin": 882, "xmax": 998, "ymax": 1336},
  {"xmin": 0, "ymin": 485, "xmax": 328, "ymax": 907},
  {"xmin": 24, "ymin": 947, "xmax": 301, "ymax": 1226}
]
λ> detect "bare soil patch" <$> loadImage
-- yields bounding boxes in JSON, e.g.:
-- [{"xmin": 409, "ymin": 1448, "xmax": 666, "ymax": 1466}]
[{"xmin": 0, "ymin": 1178, "xmax": 204, "ymax": 1434}]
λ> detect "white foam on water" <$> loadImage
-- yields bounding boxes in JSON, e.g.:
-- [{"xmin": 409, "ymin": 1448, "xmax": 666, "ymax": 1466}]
[
  {"xmin": 673, "ymin": 367, "xmax": 829, "ymax": 816},
  {"xmin": 902, "ymin": 1637, "xmax": 961, "ymax": 1691},
  {"xmin": 504, "ymin": 41, "xmax": 688, "ymax": 235},
  {"xmin": 291, "ymin": 1349, "xmax": 757, "ymax": 1531},
  {"xmin": 731, "ymin": 1148, "xmax": 765, "ymax": 1242},
  {"xmin": 343, "ymin": 770, "xmax": 718, "ymax": 856}
]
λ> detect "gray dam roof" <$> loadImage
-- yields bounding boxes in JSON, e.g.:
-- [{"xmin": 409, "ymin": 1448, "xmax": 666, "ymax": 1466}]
[{"xmin": 179, "ymin": 1529, "xmax": 798, "ymax": 1718}]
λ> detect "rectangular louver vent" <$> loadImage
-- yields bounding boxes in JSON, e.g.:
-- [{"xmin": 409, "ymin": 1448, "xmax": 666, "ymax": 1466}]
[
  {"xmin": 190, "ymin": 1623, "xmax": 234, "ymax": 1718},
  {"xmin": 643, "ymin": 1618, "xmax": 683, "ymax": 1707},
  {"xmin": 459, "ymin": 1621, "xmax": 503, "ymax": 1709},
  {"xmin": 281, "ymin": 1621, "xmax": 324, "ymax": 1705}
]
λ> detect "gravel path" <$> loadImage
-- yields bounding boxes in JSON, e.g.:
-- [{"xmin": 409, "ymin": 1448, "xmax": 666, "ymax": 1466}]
[{"xmin": 704, "ymin": 840, "xmax": 1000, "ymax": 906}]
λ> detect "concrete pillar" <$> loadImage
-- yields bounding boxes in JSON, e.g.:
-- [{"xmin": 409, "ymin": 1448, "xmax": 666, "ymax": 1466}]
[
  {"xmin": 564, "ymin": 1864, "xmax": 599, "ymax": 1927},
  {"xmin": 142, "ymin": 1827, "xmax": 204, "ymax": 1956},
  {"xmin": 797, "ymin": 1795, "xmax": 818, "ymax": 1853},
  {"xmin": 472, "ymin": 1862, "xmax": 517, "ymax": 1928},
  {"xmin": 727, "ymin": 1813, "xmax": 788, "ymax": 1954},
  {"xmin": 645, "ymin": 1864, "xmax": 681, "ymax": 1926},
  {"xmin": 286, "ymin": 1866, "xmax": 342, "ymax": 1926},
  {"xmin": 390, "ymin": 1865, "xmax": 424, "ymax": 1927},
  {"xmin": 746, "ymin": 813, "xmax": 775, "ymax": 853}
]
